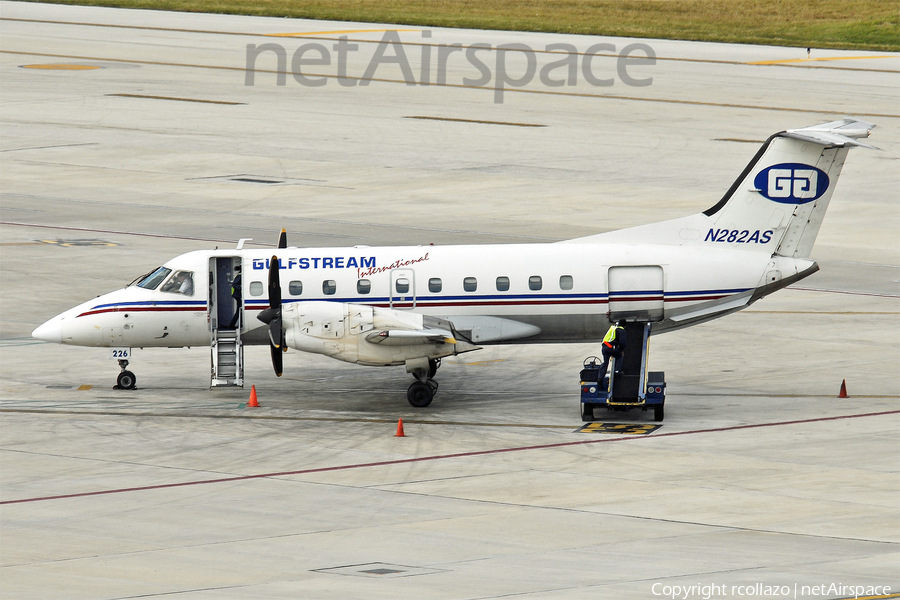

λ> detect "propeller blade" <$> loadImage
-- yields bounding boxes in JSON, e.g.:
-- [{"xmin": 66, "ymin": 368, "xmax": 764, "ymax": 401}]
[
  {"xmin": 270, "ymin": 341, "xmax": 283, "ymax": 377},
  {"xmin": 262, "ymin": 255, "xmax": 284, "ymax": 376},
  {"xmin": 277, "ymin": 228, "xmax": 287, "ymax": 249},
  {"xmin": 268, "ymin": 255, "xmax": 281, "ymax": 308}
]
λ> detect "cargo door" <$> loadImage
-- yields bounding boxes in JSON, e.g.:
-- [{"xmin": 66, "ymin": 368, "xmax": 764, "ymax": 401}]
[{"xmin": 608, "ymin": 266, "xmax": 664, "ymax": 322}]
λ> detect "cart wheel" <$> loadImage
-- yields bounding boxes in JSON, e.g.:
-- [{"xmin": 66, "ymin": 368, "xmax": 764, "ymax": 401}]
[
  {"xmin": 654, "ymin": 404, "xmax": 664, "ymax": 422},
  {"xmin": 581, "ymin": 404, "xmax": 594, "ymax": 422}
]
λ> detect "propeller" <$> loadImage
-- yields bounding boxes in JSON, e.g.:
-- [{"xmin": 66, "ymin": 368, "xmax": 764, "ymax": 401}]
[
  {"xmin": 277, "ymin": 228, "xmax": 287, "ymax": 249},
  {"xmin": 256, "ymin": 255, "xmax": 284, "ymax": 377}
]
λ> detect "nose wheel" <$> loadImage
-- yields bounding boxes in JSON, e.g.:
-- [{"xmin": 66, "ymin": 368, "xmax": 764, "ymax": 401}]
[{"xmin": 114, "ymin": 359, "xmax": 136, "ymax": 390}]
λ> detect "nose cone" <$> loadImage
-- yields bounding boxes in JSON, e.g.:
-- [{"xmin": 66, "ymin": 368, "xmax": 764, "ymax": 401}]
[{"xmin": 33, "ymin": 318, "xmax": 63, "ymax": 344}]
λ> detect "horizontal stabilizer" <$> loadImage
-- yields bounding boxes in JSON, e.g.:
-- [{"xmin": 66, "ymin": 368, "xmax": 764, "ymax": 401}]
[{"xmin": 784, "ymin": 117, "xmax": 879, "ymax": 150}]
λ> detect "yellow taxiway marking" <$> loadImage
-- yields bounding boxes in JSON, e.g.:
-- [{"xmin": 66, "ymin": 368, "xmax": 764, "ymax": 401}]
[
  {"xmin": 5, "ymin": 50, "xmax": 896, "ymax": 120},
  {"xmin": 577, "ymin": 422, "xmax": 662, "ymax": 435},
  {"xmin": 267, "ymin": 28, "xmax": 417, "ymax": 37},
  {"xmin": 21, "ymin": 63, "xmax": 101, "ymax": 70},
  {"xmin": 77, "ymin": 385, "xmax": 93, "ymax": 391},
  {"xmin": 748, "ymin": 56, "xmax": 891, "ymax": 65}
]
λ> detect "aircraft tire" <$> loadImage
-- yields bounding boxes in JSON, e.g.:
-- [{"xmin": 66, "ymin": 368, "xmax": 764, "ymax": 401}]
[
  {"xmin": 654, "ymin": 404, "xmax": 664, "ymax": 422},
  {"xmin": 117, "ymin": 370, "xmax": 136, "ymax": 390},
  {"xmin": 407, "ymin": 381, "xmax": 433, "ymax": 408}
]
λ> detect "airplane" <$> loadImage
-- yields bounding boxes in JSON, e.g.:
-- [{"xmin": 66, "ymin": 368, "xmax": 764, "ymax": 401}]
[{"xmin": 32, "ymin": 117, "xmax": 877, "ymax": 411}]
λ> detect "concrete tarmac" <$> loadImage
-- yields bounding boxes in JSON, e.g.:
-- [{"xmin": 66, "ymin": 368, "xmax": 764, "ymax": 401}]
[{"xmin": 1, "ymin": 2, "xmax": 898, "ymax": 598}]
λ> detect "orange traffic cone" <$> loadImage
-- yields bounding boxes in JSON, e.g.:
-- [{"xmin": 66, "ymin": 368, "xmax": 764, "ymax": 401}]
[
  {"xmin": 247, "ymin": 385, "xmax": 259, "ymax": 407},
  {"xmin": 395, "ymin": 418, "xmax": 405, "ymax": 437},
  {"xmin": 838, "ymin": 380, "xmax": 848, "ymax": 398}
]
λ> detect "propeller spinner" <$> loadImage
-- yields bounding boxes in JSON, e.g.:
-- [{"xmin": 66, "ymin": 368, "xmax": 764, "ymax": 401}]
[{"xmin": 256, "ymin": 255, "xmax": 284, "ymax": 377}]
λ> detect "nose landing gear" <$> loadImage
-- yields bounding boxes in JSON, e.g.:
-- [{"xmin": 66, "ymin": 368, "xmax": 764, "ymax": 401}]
[{"xmin": 114, "ymin": 359, "xmax": 136, "ymax": 390}]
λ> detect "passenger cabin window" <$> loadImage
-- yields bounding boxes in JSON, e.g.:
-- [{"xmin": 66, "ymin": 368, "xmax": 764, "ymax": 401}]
[
  {"xmin": 529, "ymin": 276, "xmax": 542, "ymax": 291},
  {"xmin": 463, "ymin": 277, "xmax": 477, "ymax": 292},
  {"xmin": 357, "ymin": 279, "xmax": 371, "ymax": 294},
  {"xmin": 136, "ymin": 266, "xmax": 171, "ymax": 290},
  {"xmin": 496, "ymin": 276, "xmax": 510, "ymax": 292},
  {"xmin": 395, "ymin": 278, "xmax": 410, "ymax": 294},
  {"xmin": 249, "ymin": 282, "xmax": 264, "ymax": 296},
  {"xmin": 323, "ymin": 280, "xmax": 336, "ymax": 295},
  {"xmin": 559, "ymin": 275, "xmax": 574, "ymax": 290},
  {"xmin": 428, "ymin": 278, "xmax": 442, "ymax": 293},
  {"xmin": 289, "ymin": 281, "xmax": 303, "ymax": 296},
  {"xmin": 160, "ymin": 270, "xmax": 194, "ymax": 296}
]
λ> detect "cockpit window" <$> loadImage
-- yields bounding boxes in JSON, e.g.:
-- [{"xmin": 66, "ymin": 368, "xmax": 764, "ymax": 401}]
[
  {"xmin": 136, "ymin": 267, "xmax": 172, "ymax": 290},
  {"xmin": 160, "ymin": 270, "xmax": 195, "ymax": 296}
]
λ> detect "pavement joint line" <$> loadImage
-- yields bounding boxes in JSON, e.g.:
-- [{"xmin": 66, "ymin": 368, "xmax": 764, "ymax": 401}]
[
  {"xmin": 1, "ymin": 409, "xmax": 896, "ymax": 505},
  {"xmin": 0, "ymin": 221, "xmax": 254, "ymax": 246},
  {"xmin": 743, "ymin": 311, "xmax": 900, "ymax": 314},
  {"xmin": 0, "ymin": 142, "xmax": 100, "ymax": 153},
  {"xmin": 787, "ymin": 286, "xmax": 900, "ymax": 299},
  {"xmin": 107, "ymin": 93, "xmax": 246, "ymax": 105},
  {"xmin": 405, "ymin": 115, "xmax": 546, "ymax": 127},
  {"xmin": 0, "ymin": 409, "xmax": 578, "ymax": 428},
  {"xmin": 1, "ymin": 197, "xmax": 558, "ymax": 240},
  {"xmin": 3, "ymin": 49, "xmax": 897, "ymax": 119},
  {"xmin": 2, "ymin": 17, "xmax": 896, "ymax": 73}
]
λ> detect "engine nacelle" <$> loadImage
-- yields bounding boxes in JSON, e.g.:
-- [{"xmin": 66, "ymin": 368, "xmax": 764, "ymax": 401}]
[{"xmin": 282, "ymin": 301, "xmax": 474, "ymax": 366}]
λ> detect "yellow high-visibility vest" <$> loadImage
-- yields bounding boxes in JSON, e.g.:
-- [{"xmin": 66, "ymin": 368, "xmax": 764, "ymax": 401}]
[{"xmin": 603, "ymin": 325, "xmax": 622, "ymax": 345}]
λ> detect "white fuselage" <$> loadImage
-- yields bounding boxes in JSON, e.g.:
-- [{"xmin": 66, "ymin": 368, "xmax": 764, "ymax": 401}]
[{"xmin": 34, "ymin": 240, "xmax": 815, "ymax": 350}]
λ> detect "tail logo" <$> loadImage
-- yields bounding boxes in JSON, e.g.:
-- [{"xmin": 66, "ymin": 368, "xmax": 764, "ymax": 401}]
[{"xmin": 754, "ymin": 163, "xmax": 829, "ymax": 204}]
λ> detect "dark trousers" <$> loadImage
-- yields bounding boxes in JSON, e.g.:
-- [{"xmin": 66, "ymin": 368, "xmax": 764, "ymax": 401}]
[
  {"xmin": 228, "ymin": 303, "xmax": 241, "ymax": 329},
  {"xmin": 597, "ymin": 345, "xmax": 623, "ymax": 382}
]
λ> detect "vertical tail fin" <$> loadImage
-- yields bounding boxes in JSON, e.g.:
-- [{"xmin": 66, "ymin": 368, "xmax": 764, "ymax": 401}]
[{"xmin": 704, "ymin": 118, "xmax": 878, "ymax": 258}]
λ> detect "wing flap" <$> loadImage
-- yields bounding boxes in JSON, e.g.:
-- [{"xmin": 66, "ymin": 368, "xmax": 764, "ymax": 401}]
[{"xmin": 366, "ymin": 328, "xmax": 456, "ymax": 346}]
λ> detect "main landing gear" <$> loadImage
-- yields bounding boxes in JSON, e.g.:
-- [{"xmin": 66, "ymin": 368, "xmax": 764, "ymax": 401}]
[
  {"xmin": 114, "ymin": 359, "xmax": 136, "ymax": 390},
  {"xmin": 407, "ymin": 358, "xmax": 440, "ymax": 407}
]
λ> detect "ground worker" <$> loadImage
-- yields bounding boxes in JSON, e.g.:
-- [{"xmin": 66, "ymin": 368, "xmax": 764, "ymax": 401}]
[
  {"xmin": 227, "ymin": 265, "xmax": 242, "ymax": 329},
  {"xmin": 598, "ymin": 319, "xmax": 627, "ymax": 381}
]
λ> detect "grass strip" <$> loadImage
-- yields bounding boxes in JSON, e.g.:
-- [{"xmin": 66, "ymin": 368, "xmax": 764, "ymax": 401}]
[{"xmin": 16, "ymin": 0, "xmax": 899, "ymax": 52}]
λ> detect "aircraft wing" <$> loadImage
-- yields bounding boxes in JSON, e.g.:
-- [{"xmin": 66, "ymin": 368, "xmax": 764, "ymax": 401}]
[{"xmin": 366, "ymin": 328, "xmax": 456, "ymax": 346}]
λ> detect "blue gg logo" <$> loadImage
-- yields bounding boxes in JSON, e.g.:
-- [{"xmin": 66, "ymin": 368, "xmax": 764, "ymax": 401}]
[{"xmin": 754, "ymin": 163, "xmax": 829, "ymax": 204}]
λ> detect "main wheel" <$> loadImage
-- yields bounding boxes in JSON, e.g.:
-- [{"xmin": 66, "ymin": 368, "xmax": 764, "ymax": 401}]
[
  {"xmin": 407, "ymin": 381, "xmax": 433, "ymax": 407},
  {"xmin": 654, "ymin": 404, "xmax": 664, "ymax": 422},
  {"xmin": 581, "ymin": 403, "xmax": 594, "ymax": 422},
  {"xmin": 117, "ymin": 370, "xmax": 136, "ymax": 390}
]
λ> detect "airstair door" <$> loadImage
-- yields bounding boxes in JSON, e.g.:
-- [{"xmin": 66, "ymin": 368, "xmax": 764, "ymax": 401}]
[
  {"xmin": 608, "ymin": 266, "xmax": 664, "ymax": 322},
  {"xmin": 208, "ymin": 256, "xmax": 244, "ymax": 387}
]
